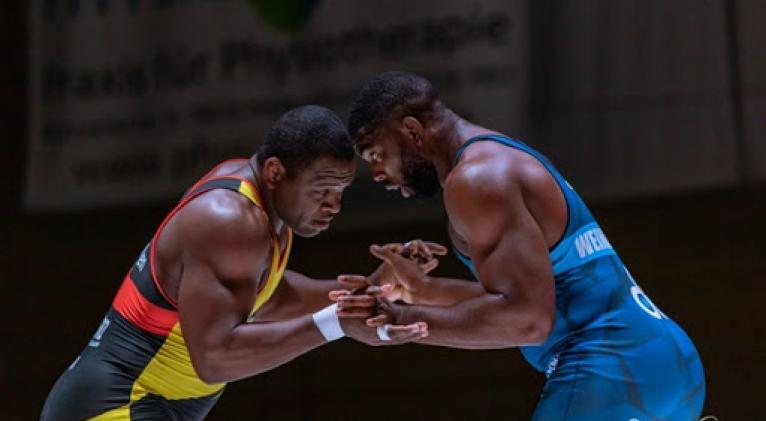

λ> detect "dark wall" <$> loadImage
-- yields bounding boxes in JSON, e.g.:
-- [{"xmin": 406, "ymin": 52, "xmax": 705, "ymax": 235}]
[{"xmin": 0, "ymin": 0, "xmax": 25, "ymax": 216}]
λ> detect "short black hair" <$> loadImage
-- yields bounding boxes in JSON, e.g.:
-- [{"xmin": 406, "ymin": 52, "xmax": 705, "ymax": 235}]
[
  {"xmin": 257, "ymin": 105, "xmax": 354, "ymax": 176},
  {"xmin": 348, "ymin": 71, "xmax": 439, "ymax": 143}
]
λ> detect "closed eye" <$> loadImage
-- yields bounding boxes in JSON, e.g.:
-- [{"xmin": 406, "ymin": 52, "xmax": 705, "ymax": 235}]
[{"xmin": 312, "ymin": 189, "xmax": 328, "ymax": 200}]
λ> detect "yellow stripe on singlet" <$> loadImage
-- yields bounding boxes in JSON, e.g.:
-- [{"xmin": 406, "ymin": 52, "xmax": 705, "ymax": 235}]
[
  {"xmin": 133, "ymin": 323, "xmax": 225, "ymax": 400},
  {"xmin": 89, "ymin": 323, "xmax": 225, "ymax": 420},
  {"xmin": 237, "ymin": 179, "xmax": 293, "ymax": 319},
  {"xmin": 237, "ymin": 179, "xmax": 261, "ymax": 207},
  {"xmin": 250, "ymin": 229, "xmax": 292, "ymax": 320}
]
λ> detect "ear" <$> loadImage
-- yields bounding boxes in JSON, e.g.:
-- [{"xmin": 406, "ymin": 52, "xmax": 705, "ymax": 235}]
[
  {"xmin": 261, "ymin": 157, "xmax": 287, "ymax": 189},
  {"xmin": 401, "ymin": 116, "xmax": 425, "ymax": 149}
]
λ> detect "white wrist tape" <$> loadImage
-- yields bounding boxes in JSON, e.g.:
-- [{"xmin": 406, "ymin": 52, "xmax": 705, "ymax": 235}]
[
  {"xmin": 376, "ymin": 324, "xmax": 392, "ymax": 341},
  {"xmin": 312, "ymin": 304, "xmax": 345, "ymax": 342}
]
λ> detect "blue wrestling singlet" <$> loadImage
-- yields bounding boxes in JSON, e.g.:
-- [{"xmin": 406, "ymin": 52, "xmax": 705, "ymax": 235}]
[{"xmin": 453, "ymin": 135, "xmax": 705, "ymax": 421}]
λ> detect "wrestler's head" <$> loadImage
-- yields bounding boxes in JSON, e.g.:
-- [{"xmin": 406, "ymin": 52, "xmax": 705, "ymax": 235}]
[
  {"xmin": 348, "ymin": 71, "xmax": 442, "ymax": 201},
  {"xmin": 256, "ymin": 105, "xmax": 355, "ymax": 237}
]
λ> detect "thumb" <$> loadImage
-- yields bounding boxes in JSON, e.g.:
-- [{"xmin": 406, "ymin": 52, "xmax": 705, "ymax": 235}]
[
  {"xmin": 370, "ymin": 244, "xmax": 402, "ymax": 265},
  {"xmin": 366, "ymin": 314, "xmax": 389, "ymax": 327},
  {"xmin": 337, "ymin": 274, "xmax": 369, "ymax": 288},
  {"xmin": 424, "ymin": 241, "xmax": 449, "ymax": 256},
  {"xmin": 420, "ymin": 258, "xmax": 439, "ymax": 274},
  {"xmin": 365, "ymin": 284, "xmax": 395, "ymax": 297},
  {"xmin": 328, "ymin": 290, "xmax": 351, "ymax": 301}
]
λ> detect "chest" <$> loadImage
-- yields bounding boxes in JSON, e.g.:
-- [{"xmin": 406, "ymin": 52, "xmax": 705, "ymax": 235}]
[{"xmin": 447, "ymin": 221, "xmax": 470, "ymax": 256}]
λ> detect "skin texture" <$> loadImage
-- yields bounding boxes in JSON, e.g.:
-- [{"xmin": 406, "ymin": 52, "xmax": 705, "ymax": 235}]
[
  {"xmin": 342, "ymin": 110, "xmax": 568, "ymax": 349},
  {"xmin": 152, "ymin": 155, "xmax": 426, "ymax": 384}
]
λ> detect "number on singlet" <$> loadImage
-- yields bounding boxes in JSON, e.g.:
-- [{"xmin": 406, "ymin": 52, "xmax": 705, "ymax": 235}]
[{"xmin": 624, "ymin": 266, "xmax": 666, "ymax": 320}]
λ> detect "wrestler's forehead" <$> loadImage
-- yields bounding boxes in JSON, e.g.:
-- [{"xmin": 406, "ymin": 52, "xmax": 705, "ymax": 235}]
[{"xmin": 301, "ymin": 156, "xmax": 355, "ymax": 185}]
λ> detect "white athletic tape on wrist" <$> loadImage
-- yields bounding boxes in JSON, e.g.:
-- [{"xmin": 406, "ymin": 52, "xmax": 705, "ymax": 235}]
[
  {"xmin": 376, "ymin": 324, "xmax": 392, "ymax": 341},
  {"xmin": 312, "ymin": 304, "xmax": 345, "ymax": 342}
]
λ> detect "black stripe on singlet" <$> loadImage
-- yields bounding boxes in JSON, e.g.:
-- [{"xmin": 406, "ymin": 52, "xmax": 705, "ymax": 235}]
[
  {"xmin": 129, "ymin": 243, "xmax": 175, "ymax": 310},
  {"xmin": 187, "ymin": 178, "xmax": 242, "ymax": 197},
  {"xmin": 130, "ymin": 389, "xmax": 223, "ymax": 420},
  {"xmin": 40, "ymin": 309, "xmax": 168, "ymax": 421}
]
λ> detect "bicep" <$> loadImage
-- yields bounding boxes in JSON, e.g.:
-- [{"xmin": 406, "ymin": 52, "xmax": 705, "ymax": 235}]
[
  {"xmin": 447, "ymin": 180, "xmax": 555, "ymax": 308},
  {"xmin": 172, "ymin": 200, "xmax": 269, "ymax": 357},
  {"xmin": 472, "ymin": 212, "xmax": 554, "ymax": 309},
  {"xmin": 177, "ymin": 259, "xmax": 256, "ymax": 357}
]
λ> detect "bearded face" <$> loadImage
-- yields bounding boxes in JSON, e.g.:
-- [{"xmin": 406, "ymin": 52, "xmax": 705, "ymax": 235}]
[{"xmin": 401, "ymin": 148, "xmax": 441, "ymax": 200}]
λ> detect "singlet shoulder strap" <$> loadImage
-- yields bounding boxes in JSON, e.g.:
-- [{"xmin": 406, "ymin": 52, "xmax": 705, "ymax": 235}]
[
  {"xmin": 454, "ymin": 134, "xmax": 535, "ymax": 166},
  {"xmin": 185, "ymin": 176, "xmax": 264, "ymax": 209}
]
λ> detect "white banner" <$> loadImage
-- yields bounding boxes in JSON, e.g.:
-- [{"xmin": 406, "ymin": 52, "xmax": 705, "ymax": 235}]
[{"xmin": 26, "ymin": 0, "xmax": 527, "ymax": 209}]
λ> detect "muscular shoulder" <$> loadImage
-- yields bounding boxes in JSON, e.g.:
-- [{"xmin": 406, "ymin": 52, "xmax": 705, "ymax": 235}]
[
  {"xmin": 174, "ymin": 189, "xmax": 272, "ymax": 273},
  {"xmin": 445, "ymin": 142, "xmax": 549, "ymax": 206},
  {"xmin": 445, "ymin": 141, "xmax": 566, "ymax": 247}
]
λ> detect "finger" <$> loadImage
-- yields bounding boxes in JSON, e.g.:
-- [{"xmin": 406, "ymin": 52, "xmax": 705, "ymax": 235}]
[
  {"xmin": 419, "ymin": 258, "xmax": 439, "ymax": 273},
  {"xmin": 366, "ymin": 314, "xmax": 389, "ymax": 327},
  {"xmin": 382, "ymin": 243, "xmax": 405, "ymax": 255},
  {"xmin": 350, "ymin": 287, "xmax": 369, "ymax": 296},
  {"xmin": 328, "ymin": 290, "xmax": 351, "ymax": 301},
  {"xmin": 364, "ymin": 284, "xmax": 394, "ymax": 297},
  {"xmin": 336, "ymin": 307, "xmax": 376, "ymax": 318},
  {"xmin": 388, "ymin": 321, "xmax": 428, "ymax": 333},
  {"xmin": 370, "ymin": 284, "xmax": 401, "ymax": 302},
  {"xmin": 385, "ymin": 324, "xmax": 425, "ymax": 335},
  {"xmin": 386, "ymin": 323, "xmax": 429, "ymax": 340},
  {"xmin": 401, "ymin": 240, "xmax": 428, "ymax": 260},
  {"xmin": 424, "ymin": 241, "xmax": 449, "ymax": 255},
  {"xmin": 410, "ymin": 239, "xmax": 433, "ymax": 260},
  {"xmin": 336, "ymin": 295, "xmax": 376, "ymax": 308},
  {"xmin": 370, "ymin": 244, "xmax": 407, "ymax": 265},
  {"xmin": 337, "ymin": 274, "xmax": 369, "ymax": 287}
]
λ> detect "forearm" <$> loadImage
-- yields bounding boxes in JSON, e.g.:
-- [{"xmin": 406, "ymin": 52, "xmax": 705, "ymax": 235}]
[
  {"xmin": 409, "ymin": 276, "xmax": 485, "ymax": 306},
  {"xmin": 198, "ymin": 314, "xmax": 328, "ymax": 383},
  {"xmin": 256, "ymin": 270, "xmax": 343, "ymax": 321},
  {"xmin": 396, "ymin": 293, "xmax": 551, "ymax": 349}
]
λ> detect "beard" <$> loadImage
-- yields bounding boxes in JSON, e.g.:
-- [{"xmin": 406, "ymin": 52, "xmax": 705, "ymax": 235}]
[{"xmin": 401, "ymin": 150, "xmax": 441, "ymax": 200}]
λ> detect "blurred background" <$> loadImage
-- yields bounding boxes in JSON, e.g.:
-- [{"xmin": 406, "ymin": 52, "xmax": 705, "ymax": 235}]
[{"xmin": 1, "ymin": 0, "xmax": 765, "ymax": 419}]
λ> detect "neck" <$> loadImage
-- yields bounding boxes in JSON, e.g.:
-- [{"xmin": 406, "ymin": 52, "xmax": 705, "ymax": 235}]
[
  {"xmin": 248, "ymin": 156, "xmax": 284, "ymax": 233},
  {"xmin": 425, "ymin": 111, "xmax": 485, "ymax": 185}
]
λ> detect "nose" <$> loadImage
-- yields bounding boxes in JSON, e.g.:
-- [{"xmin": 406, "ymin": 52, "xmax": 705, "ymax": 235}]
[
  {"xmin": 323, "ymin": 190, "xmax": 342, "ymax": 215},
  {"xmin": 373, "ymin": 171, "xmax": 386, "ymax": 183}
]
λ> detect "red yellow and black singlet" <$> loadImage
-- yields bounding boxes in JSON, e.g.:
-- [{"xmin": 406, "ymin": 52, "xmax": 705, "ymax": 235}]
[{"xmin": 41, "ymin": 160, "xmax": 292, "ymax": 421}]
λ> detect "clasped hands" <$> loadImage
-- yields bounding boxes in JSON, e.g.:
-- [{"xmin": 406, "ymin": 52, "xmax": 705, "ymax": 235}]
[{"xmin": 329, "ymin": 240, "xmax": 447, "ymax": 345}]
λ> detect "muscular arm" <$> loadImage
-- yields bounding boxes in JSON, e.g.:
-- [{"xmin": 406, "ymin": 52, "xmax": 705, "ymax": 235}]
[
  {"xmin": 404, "ymin": 275, "xmax": 485, "ymax": 306},
  {"xmin": 385, "ymin": 157, "xmax": 557, "ymax": 349},
  {"xmin": 253, "ymin": 270, "xmax": 346, "ymax": 322},
  {"xmin": 174, "ymin": 194, "xmax": 329, "ymax": 384}
]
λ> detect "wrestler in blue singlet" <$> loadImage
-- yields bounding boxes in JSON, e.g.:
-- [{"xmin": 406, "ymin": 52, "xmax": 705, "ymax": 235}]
[{"xmin": 454, "ymin": 135, "xmax": 705, "ymax": 421}]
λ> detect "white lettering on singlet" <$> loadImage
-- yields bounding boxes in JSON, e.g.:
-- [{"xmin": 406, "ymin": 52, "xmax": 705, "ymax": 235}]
[
  {"xmin": 574, "ymin": 227, "xmax": 613, "ymax": 258},
  {"xmin": 136, "ymin": 245, "xmax": 148, "ymax": 272},
  {"xmin": 88, "ymin": 316, "xmax": 111, "ymax": 348},
  {"xmin": 68, "ymin": 355, "xmax": 81, "ymax": 371},
  {"xmin": 624, "ymin": 267, "xmax": 666, "ymax": 320}
]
